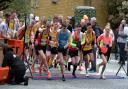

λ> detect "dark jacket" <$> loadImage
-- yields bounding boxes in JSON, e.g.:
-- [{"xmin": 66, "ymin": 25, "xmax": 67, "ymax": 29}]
[
  {"xmin": 92, "ymin": 24, "xmax": 103, "ymax": 38},
  {"xmin": 2, "ymin": 47, "xmax": 26, "ymax": 71}
]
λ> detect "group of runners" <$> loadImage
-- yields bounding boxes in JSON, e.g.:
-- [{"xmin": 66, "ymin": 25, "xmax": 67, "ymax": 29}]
[{"xmin": 0, "ymin": 12, "xmax": 114, "ymax": 81}]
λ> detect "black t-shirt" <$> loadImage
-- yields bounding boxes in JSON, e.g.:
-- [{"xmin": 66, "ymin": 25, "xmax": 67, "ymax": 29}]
[
  {"xmin": 67, "ymin": 25, "xmax": 74, "ymax": 33},
  {"xmin": 92, "ymin": 25, "xmax": 102, "ymax": 38},
  {"xmin": 81, "ymin": 25, "xmax": 87, "ymax": 33},
  {"xmin": 2, "ymin": 50, "xmax": 26, "ymax": 70}
]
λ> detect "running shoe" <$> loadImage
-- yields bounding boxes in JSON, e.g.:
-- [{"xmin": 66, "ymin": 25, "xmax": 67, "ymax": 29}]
[
  {"xmin": 85, "ymin": 73, "xmax": 89, "ymax": 77},
  {"xmin": 62, "ymin": 75, "xmax": 66, "ymax": 81},
  {"xmin": 38, "ymin": 67, "xmax": 42, "ymax": 75},
  {"xmin": 47, "ymin": 71, "xmax": 52, "ymax": 79},
  {"xmin": 72, "ymin": 73, "xmax": 77, "ymax": 78},
  {"xmin": 100, "ymin": 75, "xmax": 106, "ymax": 80}
]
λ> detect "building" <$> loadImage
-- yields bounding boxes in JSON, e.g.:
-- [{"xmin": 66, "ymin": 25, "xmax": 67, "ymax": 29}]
[{"xmin": 31, "ymin": 0, "xmax": 108, "ymax": 28}]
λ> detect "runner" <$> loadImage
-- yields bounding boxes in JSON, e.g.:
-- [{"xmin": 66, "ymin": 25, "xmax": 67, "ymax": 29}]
[
  {"xmin": 82, "ymin": 23, "xmax": 96, "ymax": 76},
  {"xmin": 57, "ymin": 21, "xmax": 70, "ymax": 81},
  {"xmin": 48, "ymin": 22, "xmax": 59, "ymax": 68},
  {"xmin": 68, "ymin": 24, "xmax": 82, "ymax": 78},
  {"xmin": 97, "ymin": 26, "xmax": 112, "ymax": 79},
  {"xmin": 34, "ymin": 22, "xmax": 51, "ymax": 79}
]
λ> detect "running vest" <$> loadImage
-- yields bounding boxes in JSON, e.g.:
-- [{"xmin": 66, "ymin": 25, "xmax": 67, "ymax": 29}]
[
  {"xmin": 68, "ymin": 31, "xmax": 80, "ymax": 50},
  {"xmin": 97, "ymin": 34, "xmax": 112, "ymax": 53},
  {"xmin": 58, "ymin": 29, "xmax": 69, "ymax": 48},
  {"xmin": 83, "ymin": 31, "xmax": 95, "ymax": 51},
  {"xmin": 40, "ymin": 30, "xmax": 49, "ymax": 46},
  {"xmin": 49, "ymin": 29, "xmax": 58, "ymax": 47}
]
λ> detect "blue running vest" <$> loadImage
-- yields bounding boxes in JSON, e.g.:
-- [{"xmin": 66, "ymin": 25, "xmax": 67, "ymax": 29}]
[{"xmin": 58, "ymin": 29, "xmax": 69, "ymax": 48}]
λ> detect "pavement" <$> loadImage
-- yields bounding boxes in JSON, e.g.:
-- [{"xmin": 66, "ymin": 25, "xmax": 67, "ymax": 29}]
[{"xmin": 1, "ymin": 53, "xmax": 128, "ymax": 89}]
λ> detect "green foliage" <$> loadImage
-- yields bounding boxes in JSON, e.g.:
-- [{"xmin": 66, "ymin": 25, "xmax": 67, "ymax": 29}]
[
  {"xmin": 74, "ymin": 6, "xmax": 96, "ymax": 24},
  {"xmin": 4, "ymin": 0, "xmax": 31, "ymax": 20},
  {"xmin": 0, "ymin": 0, "xmax": 14, "ymax": 11},
  {"xmin": 105, "ymin": 0, "xmax": 128, "ymax": 29}
]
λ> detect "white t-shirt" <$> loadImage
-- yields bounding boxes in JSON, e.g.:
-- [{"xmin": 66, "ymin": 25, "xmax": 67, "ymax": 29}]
[{"xmin": 123, "ymin": 26, "xmax": 128, "ymax": 36}]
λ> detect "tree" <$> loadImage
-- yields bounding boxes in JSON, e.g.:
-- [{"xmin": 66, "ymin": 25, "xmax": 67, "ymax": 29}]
[
  {"xmin": 4, "ymin": 0, "xmax": 31, "ymax": 20},
  {"xmin": 105, "ymin": 0, "xmax": 128, "ymax": 29},
  {"xmin": 0, "ymin": 0, "xmax": 14, "ymax": 11}
]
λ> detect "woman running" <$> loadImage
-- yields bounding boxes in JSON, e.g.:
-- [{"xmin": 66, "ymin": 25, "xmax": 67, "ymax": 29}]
[
  {"xmin": 97, "ymin": 26, "xmax": 112, "ymax": 79},
  {"xmin": 34, "ymin": 23, "xmax": 51, "ymax": 79}
]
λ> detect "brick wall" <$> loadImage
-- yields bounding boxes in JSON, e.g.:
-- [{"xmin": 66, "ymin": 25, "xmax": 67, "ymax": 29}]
[
  {"xmin": 91, "ymin": 0, "xmax": 108, "ymax": 28},
  {"xmin": 33, "ymin": 0, "xmax": 107, "ymax": 28},
  {"xmin": 34, "ymin": 0, "xmax": 84, "ymax": 17}
]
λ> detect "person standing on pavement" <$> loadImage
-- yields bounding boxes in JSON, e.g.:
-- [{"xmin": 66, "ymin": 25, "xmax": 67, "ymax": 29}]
[
  {"xmin": 0, "ymin": 14, "xmax": 11, "ymax": 41},
  {"xmin": 67, "ymin": 16, "xmax": 75, "ymax": 33},
  {"xmin": 117, "ymin": 20, "xmax": 127, "ymax": 65},
  {"xmin": 89, "ymin": 17, "xmax": 102, "ymax": 72},
  {"xmin": 81, "ymin": 15, "xmax": 89, "ymax": 33},
  {"xmin": 97, "ymin": 26, "xmax": 112, "ymax": 79}
]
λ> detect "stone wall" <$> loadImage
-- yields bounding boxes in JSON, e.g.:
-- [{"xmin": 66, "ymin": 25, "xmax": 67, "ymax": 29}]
[
  {"xmin": 33, "ymin": 0, "xmax": 108, "ymax": 28},
  {"xmin": 91, "ymin": 0, "xmax": 108, "ymax": 28},
  {"xmin": 34, "ymin": 0, "xmax": 84, "ymax": 17}
]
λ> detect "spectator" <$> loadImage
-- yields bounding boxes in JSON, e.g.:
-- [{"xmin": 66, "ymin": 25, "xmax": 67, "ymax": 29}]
[
  {"xmin": 80, "ymin": 19, "xmax": 87, "ymax": 33},
  {"xmin": 89, "ymin": 17, "xmax": 102, "ymax": 72},
  {"xmin": 117, "ymin": 19, "xmax": 127, "ymax": 65},
  {"xmin": 2, "ymin": 46, "xmax": 29, "ymax": 85},
  {"xmin": 90, "ymin": 17, "xmax": 102, "ymax": 38}
]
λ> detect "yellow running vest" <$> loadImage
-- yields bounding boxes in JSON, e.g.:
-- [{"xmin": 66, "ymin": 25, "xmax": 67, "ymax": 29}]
[{"xmin": 50, "ymin": 30, "xmax": 58, "ymax": 47}]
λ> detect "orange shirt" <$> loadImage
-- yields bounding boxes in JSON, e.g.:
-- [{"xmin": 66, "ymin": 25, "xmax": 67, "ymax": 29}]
[{"xmin": 97, "ymin": 34, "xmax": 112, "ymax": 53}]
